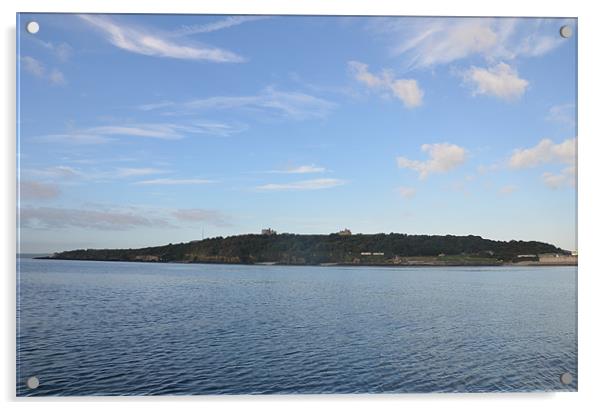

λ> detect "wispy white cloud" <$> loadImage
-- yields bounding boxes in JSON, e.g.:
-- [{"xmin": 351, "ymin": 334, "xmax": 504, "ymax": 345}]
[
  {"xmin": 397, "ymin": 186, "xmax": 416, "ymax": 199},
  {"xmin": 21, "ymin": 56, "xmax": 45, "ymax": 77},
  {"xmin": 138, "ymin": 101, "xmax": 175, "ymax": 111},
  {"xmin": 172, "ymin": 208, "xmax": 230, "ymax": 226},
  {"xmin": 348, "ymin": 61, "xmax": 423, "ymax": 108},
  {"xmin": 136, "ymin": 178, "xmax": 215, "ymax": 185},
  {"xmin": 25, "ymin": 165, "xmax": 170, "ymax": 183},
  {"xmin": 499, "ymin": 185, "xmax": 518, "ymax": 195},
  {"xmin": 542, "ymin": 166, "xmax": 575, "ymax": 189},
  {"xmin": 171, "ymin": 16, "xmax": 269, "ymax": 37},
  {"xmin": 268, "ymin": 164, "xmax": 326, "ymax": 174},
  {"xmin": 508, "ymin": 137, "xmax": 576, "ymax": 189},
  {"xmin": 138, "ymin": 87, "xmax": 336, "ymax": 120},
  {"xmin": 256, "ymin": 178, "xmax": 345, "ymax": 191},
  {"xmin": 87, "ymin": 125, "xmax": 184, "ymax": 140},
  {"xmin": 34, "ymin": 121, "xmax": 244, "ymax": 145},
  {"xmin": 19, "ymin": 181, "xmax": 61, "ymax": 200},
  {"xmin": 509, "ymin": 138, "xmax": 576, "ymax": 168},
  {"xmin": 397, "ymin": 143, "xmax": 467, "ymax": 179},
  {"xmin": 514, "ymin": 27, "xmax": 565, "ymax": 57},
  {"xmin": 182, "ymin": 122, "xmax": 248, "ymax": 137},
  {"xmin": 391, "ymin": 18, "xmax": 498, "ymax": 69},
  {"xmin": 79, "ymin": 14, "xmax": 245, "ymax": 62},
  {"xmin": 463, "ymin": 62, "xmax": 528, "ymax": 101},
  {"xmin": 183, "ymin": 88, "xmax": 336, "ymax": 120},
  {"xmin": 28, "ymin": 165, "xmax": 81, "ymax": 179},
  {"xmin": 115, "ymin": 168, "xmax": 169, "ymax": 177},
  {"xmin": 20, "ymin": 206, "xmax": 170, "ymax": 230},
  {"xmin": 48, "ymin": 70, "xmax": 66, "ymax": 85},
  {"xmin": 20, "ymin": 56, "xmax": 66, "ymax": 85},
  {"xmin": 369, "ymin": 17, "xmax": 567, "ymax": 70},
  {"xmin": 20, "ymin": 204, "xmax": 233, "ymax": 231},
  {"xmin": 33, "ymin": 133, "xmax": 114, "ymax": 145},
  {"xmin": 31, "ymin": 38, "xmax": 73, "ymax": 62},
  {"xmin": 547, "ymin": 103, "xmax": 575, "ymax": 126}
]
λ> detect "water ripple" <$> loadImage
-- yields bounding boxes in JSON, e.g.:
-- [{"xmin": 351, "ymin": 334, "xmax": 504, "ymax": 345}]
[{"xmin": 17, "ymin": 260, "xmax": 577, "ymax": 395}]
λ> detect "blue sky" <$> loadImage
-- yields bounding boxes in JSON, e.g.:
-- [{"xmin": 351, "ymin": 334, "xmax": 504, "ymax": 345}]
[{"xmin": 17, "ymin": 14, "xmax": 577, "ymax": 253}]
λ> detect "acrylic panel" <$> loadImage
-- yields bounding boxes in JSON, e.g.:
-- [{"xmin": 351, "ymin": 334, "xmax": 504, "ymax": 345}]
[{"xmin": 16, "ymin": 13, "xmax": 577, "ymax": 396}]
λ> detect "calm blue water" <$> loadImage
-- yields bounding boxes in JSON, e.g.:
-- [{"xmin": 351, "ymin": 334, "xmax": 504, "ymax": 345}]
[{"xmin": 16, "ymin": 258, "xmax": 577, "ymax": 395}]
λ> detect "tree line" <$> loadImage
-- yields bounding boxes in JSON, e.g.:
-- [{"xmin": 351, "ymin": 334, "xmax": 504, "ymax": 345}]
[{"xmin": 46, "ymin": 233, "xmax": 567, "ymax": 265}]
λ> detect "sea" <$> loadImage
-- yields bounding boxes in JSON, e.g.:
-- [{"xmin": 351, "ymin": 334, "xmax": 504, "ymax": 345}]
[{"xmin": 16, "ymin": 257, "xmax": 577, "ymax": 395}]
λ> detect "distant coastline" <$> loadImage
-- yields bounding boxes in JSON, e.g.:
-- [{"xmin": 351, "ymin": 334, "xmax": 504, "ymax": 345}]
[
  {"xmin": 35, "ymin": 232, "xmax": 577, "ymax": 267},
  {"xmin": 33, "ymin": 257, "xmax": 577, "ymax": 268}
]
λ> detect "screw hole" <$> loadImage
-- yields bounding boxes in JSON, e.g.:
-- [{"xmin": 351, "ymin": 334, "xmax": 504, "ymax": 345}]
[
  {"xmin": 559, "ymin": 25, "xmax": 572, "ymax": 38},
  {"xmin": 26, "ymin": 376, "xmax": 40, "ymax": 389},
  {"xmin": 560, "ymin": 372, "xmax": 573, "ymax": 385}
]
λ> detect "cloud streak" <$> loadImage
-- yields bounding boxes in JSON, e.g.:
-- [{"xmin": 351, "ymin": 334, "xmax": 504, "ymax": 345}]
[
  {"xmin": 115, "ymin": 168, "xmax": 169, "ymax": 177},
  {"xmin": 397, "ymin": 186, "xmax": 416, "ymax": 199},
  {"xmin": 542, "ymin": 167, "xmax": 575, "ymax": 189},
  {"xmin": 547, "ymin": 104, "xmax": 575, "ymax": 127},
  {"xmin": 28, "ymin": 166, "xmax": 81, "ymax": 179},
  {"xmin": 20, "ymin": 181, "xmax": 61, "ymax": 201},
  {"xmin": 34, "ymin": 121, "xmax": 245, "ymax": 145},
  {"xmin": 25, "ymin": 165, "xmax": 170, "ymax": 183},
  {"xmin": 268, "ymin": 165, "xmax": 326, "ymax": 174},
  {"xmin": 79, "ymin": 14, "xmax": 245, "ymax": 62},
  {"xmin": 138, "ymin": 87, "xmax": 336, "ymax": 120},
  {"xmin": 508, "ymin": 137, "xmax": 576, "ymax": 189},
  {"xmin": 348, "ymin": 61, "xmax": 423, "ymax": 108},
  {"xmin": 370, "ymin": 17, "xmax": 567, "ymax": 70},
  {"xmin": 171, "ymin": 16, "xmax": 269, "ymax": 37},
  {"xmin": 20, "ymin": 56, "xmax": 66, "ymax": 85},
  {"xmin": 256, "ymin": 178, "xmax": 345, "ymax": 191},
  {"xmin": 136, "ymin": 178, "xmax": 215, "ymax": 185},
  {"xmin": 509, "ymin": 138, "xmax": 576, "ymax": 168},
  {"xmin": 463, "ymin": 62, "xmax": 528, "ymax": 101},
  {"xmin": 397, "ymin": 143, "xmax": 467, "ymax": 179},
  {"xmin": 20, "ymin": 204, "xmax": 233, "ymax": 231},
  {"xmin": 172, "ymin": 208, "xmax": 230, "ymax": 226},
  {"xmin": 499, "ymin": 185, "xmax": 518, "ymax": 195},
  {"xmin": 31, "ymin": 38, "xmax": 73, "ymax": 62},
  {"xmin": 20, "ymin": 207, "xmax": 170, "ymax": 230}
]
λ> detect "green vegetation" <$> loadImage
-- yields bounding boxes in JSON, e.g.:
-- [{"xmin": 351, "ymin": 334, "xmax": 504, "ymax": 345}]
[{"xmin": 43, "ymin": 233, "xmax": 567, "ymax": 266}]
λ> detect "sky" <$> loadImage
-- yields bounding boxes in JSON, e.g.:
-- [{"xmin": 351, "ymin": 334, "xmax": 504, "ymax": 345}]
[{"xmin": 17, "ymin": 14, "xmax": 577, "ymax": 253}]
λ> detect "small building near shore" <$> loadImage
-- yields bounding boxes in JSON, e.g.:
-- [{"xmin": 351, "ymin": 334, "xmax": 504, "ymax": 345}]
[
  {"xmin": 360, "ymin": 251, "xmax": 384, "ymax": 256},
  {"xmin": 513, "ymin": 254, "xmax": 539, "ymax": 263},
  {"xmin": 261, "ymin": 228, "xmax": 277, "ymax": 235},
  {"xmin": 338, "ymin": 228, "xmax": 352, "ymax": 236},
  {"xmin": 538, "ymin": 253, "xmax": 578, "ymax": 264}
]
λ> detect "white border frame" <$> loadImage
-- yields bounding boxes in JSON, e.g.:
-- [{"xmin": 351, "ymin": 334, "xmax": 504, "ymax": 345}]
[{"xmin": 3, "ymin": 1, "xmax": 601, "ymax": 409}]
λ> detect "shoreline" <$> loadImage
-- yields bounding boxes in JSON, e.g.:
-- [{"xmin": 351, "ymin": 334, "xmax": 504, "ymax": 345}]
[{"xmin": 31, "ymin": 256, "xmax": 577, "ymax": 268}]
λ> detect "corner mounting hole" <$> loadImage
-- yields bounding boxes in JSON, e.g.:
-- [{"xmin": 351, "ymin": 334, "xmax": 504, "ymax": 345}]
[
  {"xmin": 26, "ymin": 376, "xmax": 40, "ymax": 389},
  {"xmin": 26, "ymin": 21, "xmax": 40, "ymax": 34},
  {"xmin": 559, "ymin": 25, "xmax": 572, "ymax": 38},
  {"xmin": 560, "ymin": 372, "xmax": 573, "ymax": 385}
]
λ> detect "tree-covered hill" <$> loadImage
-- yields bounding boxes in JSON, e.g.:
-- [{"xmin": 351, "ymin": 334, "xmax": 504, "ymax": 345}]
[{"xmin": 43, "ymin": 233, "xmax": 567, "ymax": 266}]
